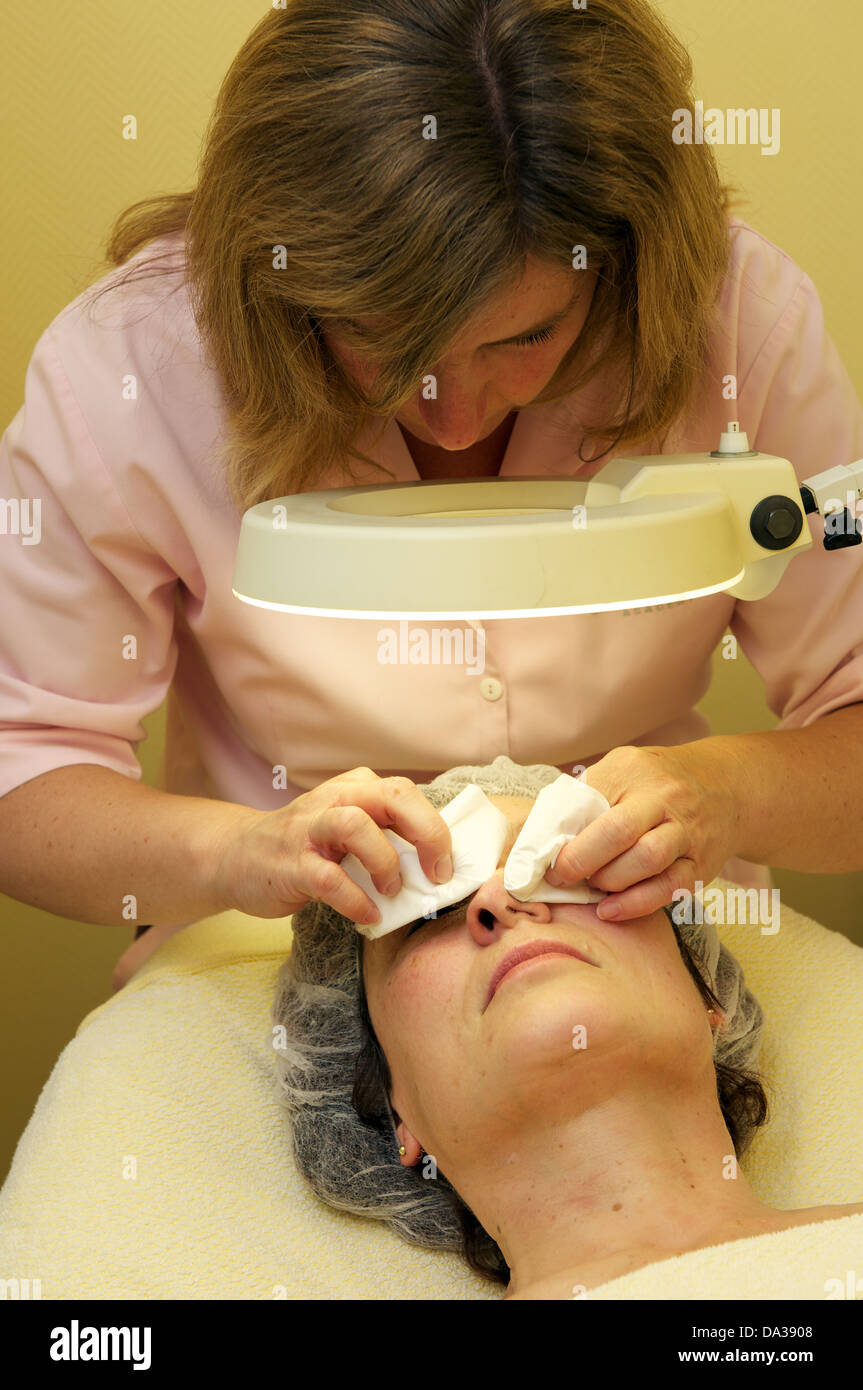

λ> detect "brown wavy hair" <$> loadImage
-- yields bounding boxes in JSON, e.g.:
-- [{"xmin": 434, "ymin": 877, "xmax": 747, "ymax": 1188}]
[{"xmin": 86, "ymin": 0, "xmax": 741, "ymax": 514}]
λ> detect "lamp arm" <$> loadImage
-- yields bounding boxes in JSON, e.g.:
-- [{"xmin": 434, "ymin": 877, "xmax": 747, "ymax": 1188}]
[{"xmin": 799, "ymin": 458, "xmax": 863, "ymax": 518}]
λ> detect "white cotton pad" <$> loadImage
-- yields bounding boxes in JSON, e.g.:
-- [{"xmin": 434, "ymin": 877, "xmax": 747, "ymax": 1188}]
[
  {"xmin": 343, "ymin": 784, "xmax": 509, "ymax": 940},
  {"xmin": 342, "ymin": 774, "xmax": 611, "ymax": 939},
  {"xmin": 503, "ymin": 773, "xmax": 610, "ymax": 903}
]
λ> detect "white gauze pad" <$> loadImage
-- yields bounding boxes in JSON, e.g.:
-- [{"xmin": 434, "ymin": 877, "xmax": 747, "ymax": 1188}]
[
  {"xmin": 343, "ymin": 784, "xmax": 509, "ymax": 940},
  {"xmin": 503, "ymin": 773, "xmax": 611, "ymax": 903},
  {"xmin": 343, "ymin": 774, "xmax": 611, "ymax": 940}
]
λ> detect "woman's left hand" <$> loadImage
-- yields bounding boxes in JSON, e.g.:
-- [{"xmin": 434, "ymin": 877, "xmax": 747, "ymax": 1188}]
[{"xmin": 545, "ymin": 743, "xmax": 744, "ymax": 921}]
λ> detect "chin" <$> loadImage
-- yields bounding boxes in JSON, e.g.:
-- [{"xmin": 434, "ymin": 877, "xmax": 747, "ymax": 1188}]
[{"xmin": 487, "ymin": 977, "xmax": 602, "ymax": 1060}]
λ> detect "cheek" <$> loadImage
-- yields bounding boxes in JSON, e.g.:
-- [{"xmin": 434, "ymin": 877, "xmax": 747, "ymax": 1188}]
[
  {"xmin": 503, "ymin": 348, "xmax": 563, "ymax": 388},
  {"xmin": 606, "ymin": 921, "xmax": 696, "ymax": 1003},
  {"xmin": 323, "ymin": 333, "xmax": 380, "ymax": 390},
  {"xmin": 346, "ymin": 356, "xmax": 380, "ymax": 391},
  {"xmin": 642, "ymin": 951, "xmax": 706, "ymax": 1027},
  {"xmin": 379, "ymin": 948, "xmax": 462, "ymax": 1059}
]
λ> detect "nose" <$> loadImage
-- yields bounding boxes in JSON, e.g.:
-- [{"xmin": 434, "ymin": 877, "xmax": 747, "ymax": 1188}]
[
  {"xmin": 417, "ymin": 377, "xmax": 490, "ymax": 450},
  {"xmin": 465, "ymin": 868, "xmax": 552, "ymax": 944}
]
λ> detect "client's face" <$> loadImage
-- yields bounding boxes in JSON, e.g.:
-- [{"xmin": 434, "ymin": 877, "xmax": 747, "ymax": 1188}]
[{"xmin": 361, "ymin": 794, "xmax": 716, "ymax": 1170}]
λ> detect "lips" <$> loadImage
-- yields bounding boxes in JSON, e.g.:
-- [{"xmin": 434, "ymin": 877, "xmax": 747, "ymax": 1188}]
[{"xmin": 483, "ymin": 938, "xmax": 596, "ymax": 1012}]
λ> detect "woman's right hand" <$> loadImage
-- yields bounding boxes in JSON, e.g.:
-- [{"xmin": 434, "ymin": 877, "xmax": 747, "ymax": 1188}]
[{"xmin": 212, "ymin": 767, "xmax": 454, "ymax": 924}]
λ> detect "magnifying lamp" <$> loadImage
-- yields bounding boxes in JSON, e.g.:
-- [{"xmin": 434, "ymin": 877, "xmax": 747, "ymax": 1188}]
[{"xmin": 231, "ymin": 422, "xmax": 863, "ymax": 619}]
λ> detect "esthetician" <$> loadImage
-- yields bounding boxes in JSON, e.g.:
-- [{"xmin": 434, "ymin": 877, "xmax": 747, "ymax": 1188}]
[{"xmin": 1, "ymin": 0, "xmax": 863, "ymax": 980}]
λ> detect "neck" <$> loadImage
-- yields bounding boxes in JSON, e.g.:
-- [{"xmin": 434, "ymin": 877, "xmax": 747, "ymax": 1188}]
[{"xmin": 443, "ymin": 1086, "xmax": 774, "ymax": 1298}]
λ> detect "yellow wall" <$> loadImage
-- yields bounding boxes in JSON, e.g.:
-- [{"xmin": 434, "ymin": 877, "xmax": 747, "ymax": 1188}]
[{"xmin": 2, "ymin": 1, "xmax": 862, "ymax": 1180}]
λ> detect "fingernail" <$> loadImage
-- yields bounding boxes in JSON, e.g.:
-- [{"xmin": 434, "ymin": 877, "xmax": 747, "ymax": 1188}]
[
  {"xmin": 598, "ymin": 902, "xmax": 620, "ymax": 919},
  {"xmin": 434, "ymin": 854, "xmax": 454, "ymax": 884},
  {"xmin": 546, "ymin": 856, "xmax": 568, "ymax": 887},
  {"xmin": 382, "ymin": 877, "xmax": 402, "ymax": 897}
]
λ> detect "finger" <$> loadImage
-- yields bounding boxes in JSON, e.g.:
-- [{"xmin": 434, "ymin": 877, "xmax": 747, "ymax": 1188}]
[
  {"xmin": 545, "ymin": 795, "xmax": 666, "ymax": 885},
  {"xmin": 333, "ymin": 766, "xmax": 385, "ymax": 786},
  {"xmin": 325, "ymin": 776, "xmax": 453, "ymax": 884},
  {"xmin": 585, "ymin": 820, "xmax": 687, "ymax": 893},
  {"xmin": 594, "ymin": 858, "xmax": 697, "ymax": 922},
  {"xmin": 301, "ymin": 766, "xmax": 385, "ymax": 811},
  {"xmin": 293, "ymin": 847, "xmax": 386, "ymax": 925},
  {"xmin": 307, "ymin": 803, "xmax": 404, "ymax": 896}
]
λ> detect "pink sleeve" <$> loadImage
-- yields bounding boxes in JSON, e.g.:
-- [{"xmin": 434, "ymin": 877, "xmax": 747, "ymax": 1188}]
[
  {"xmin": 0, "ymin": 325, "xmax": 179, "ymax": 799},
  {"xmin": 730, "ymin": 267, "xmax": 863, "ymax": 729}
]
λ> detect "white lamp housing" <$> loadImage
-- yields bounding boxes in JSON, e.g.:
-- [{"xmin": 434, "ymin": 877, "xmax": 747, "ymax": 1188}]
[{"xmin": 232, "ymin": 433, "xmax": 863, "ymax": 619}]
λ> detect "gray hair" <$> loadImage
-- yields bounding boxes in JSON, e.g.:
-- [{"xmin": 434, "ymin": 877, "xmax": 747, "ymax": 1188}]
[{"xmin": 272, "ymin": 755, "xmax": 766, "ymax": 1282}]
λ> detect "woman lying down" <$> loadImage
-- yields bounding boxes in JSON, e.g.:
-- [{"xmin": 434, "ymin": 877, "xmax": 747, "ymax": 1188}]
[{"xmin": 273, "ymin": 757, "xmax": 862, "ymax": 1299}]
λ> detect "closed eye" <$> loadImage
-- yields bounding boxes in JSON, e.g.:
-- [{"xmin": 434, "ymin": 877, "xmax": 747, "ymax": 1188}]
[
  {"xmin": 510, "ymin": 324, "xmax": 557, "ymax": 348},
  {"xmin": 406, "ymin": 896, "xmax": 473, "ymax": 937},
  {"xmin": 334, "ymin": 320, "xmax": 559, "ymax": 351}
]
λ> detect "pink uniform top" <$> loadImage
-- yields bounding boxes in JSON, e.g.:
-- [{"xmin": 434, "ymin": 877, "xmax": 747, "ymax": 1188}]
[{"xmin": 2, "ymin": 216, "xmax": 863, "ymax": 895}]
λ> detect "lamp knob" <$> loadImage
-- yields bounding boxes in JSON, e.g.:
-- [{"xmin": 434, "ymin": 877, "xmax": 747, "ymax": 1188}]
[
  {"xmin": 710, "ymin": 420, "xmax": 758, "ymax": 458},
  {"xmin": 823, "ymin": 508, "xmax": 863, "ymax": 551},
  {"xmin": 749, "ymin": 495, "xmax": 804, "ymax": 550}
]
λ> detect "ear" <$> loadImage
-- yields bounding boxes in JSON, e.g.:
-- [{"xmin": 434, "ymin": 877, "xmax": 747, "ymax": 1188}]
[{"xmin": 395, "ymin": 1120, "xmax": 424, "ymax": 1167}]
